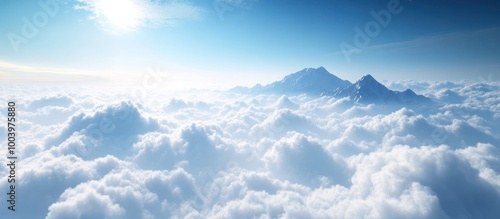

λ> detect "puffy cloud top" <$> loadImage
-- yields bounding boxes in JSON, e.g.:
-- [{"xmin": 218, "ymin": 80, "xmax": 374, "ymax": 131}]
[{"xmin": 1, "ymin": 81, "xmax": 499, "ymax": 218}]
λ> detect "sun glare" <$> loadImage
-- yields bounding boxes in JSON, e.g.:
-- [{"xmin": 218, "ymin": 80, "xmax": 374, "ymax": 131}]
[{"xmin": 98, "ymin": 0, "xmax": 142, "ymax": 30}]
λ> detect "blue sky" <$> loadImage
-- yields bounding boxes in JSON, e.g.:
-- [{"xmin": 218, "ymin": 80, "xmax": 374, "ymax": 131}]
[{"xmin": 1, "ymin": 0, "xmax": 499, "ymax": 88}]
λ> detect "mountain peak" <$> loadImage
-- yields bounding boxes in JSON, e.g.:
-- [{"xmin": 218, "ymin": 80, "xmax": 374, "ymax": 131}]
[
  {"xmin": 295, "ymin": 66, "xmax": 329, "ymax": 76},
  {"xmin": 353, "ymin": 74, "xmax": 388, "ymax": 91},
  {"xmin": 336, "ymin": 74, "xmax": 394, "ymax": 102},
  {"xmin": 357, "ymin": 74, "xmax": 380, "ymax": 86},
  {"xmin": 335, "ymin": 74, "xmax": 430, "ymax": 104},
  {"xmin": 313, "ymin": 66, "xmax": 327, "ymax": 72},
  {"xmin": 360, "ymin": 74, "xmax": 375, "ymax": 81},
  {"xmin": 305, "ymin": 66, "xmax": 326, "ymax": 70},
  {"xmin": 229, "ymin": 67, "xmax": 430, "ymax": 105},
  {"xmin": 250, "ymin": 67, "xmax": 352, "ymax": 95}
]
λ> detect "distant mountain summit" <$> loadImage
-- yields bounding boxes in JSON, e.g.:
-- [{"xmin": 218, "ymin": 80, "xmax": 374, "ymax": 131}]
[
  {"xmin": 334, "ymin": 74, "xmax": 399, "ymax": 103},
  {"xmin": 231, "ymin": 67, "xmax": 352, "ymax": 95},
  {"xmin": 267, "ymin": 67, "xmax": 352, "ymax": 95},
  {"xmin": 230, "ymin": 67, "xmax": 430, "ymax": 104},
  {"xmin": 333, "ymin": 74, "xmax": 430, "ymax": 104}
]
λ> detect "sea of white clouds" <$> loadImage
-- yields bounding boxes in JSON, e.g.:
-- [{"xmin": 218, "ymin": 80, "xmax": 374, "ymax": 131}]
[{"xmin": 0, "ymin": 79, "xmax": 499, "ymax": 218}]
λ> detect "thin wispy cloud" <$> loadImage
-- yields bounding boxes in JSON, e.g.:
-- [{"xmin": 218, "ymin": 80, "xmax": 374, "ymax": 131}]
[
  {"xmin": 372, "ymin": 27, "xmax": 500, "ymax": 51},
  {"xmin": 214, "ymin": 0, "xmax": 260, "ymax": 10},
  {"xmin": 74, "ymin": 0, "xmax": 204, "ymax": 32},
  {"xmin": 334, "ymin": 27, "xmax": 500, "ymax": 55},
  {"xmin": 0, "ymin": 61, "xmax": 116, "ymax": 82}
]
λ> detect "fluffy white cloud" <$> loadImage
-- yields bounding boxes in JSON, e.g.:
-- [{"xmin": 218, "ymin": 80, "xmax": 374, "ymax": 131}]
[
  {"xmin": 27, "ymin": 96, "xmax": 73, "ymax": 111},
  {"xmin": 46, "ymin": 168, "xmax": 200, "ymax": 218},
  {"xmin": 1, "ymin": 81, "xmax": 499, "ymax": 218},
  {"xmin": 47, "ymin": 189, "xmax": 126, "ymax": 219},
  {"xmin": 46, "ymin": 101, "xmax": 159, "ymax": 158},
  {"xmin": 263, "ymin": 133, "xmax": 350, "ymax": 187}
]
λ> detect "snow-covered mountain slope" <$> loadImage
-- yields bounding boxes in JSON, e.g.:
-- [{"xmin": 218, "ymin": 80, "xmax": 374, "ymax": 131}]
[
  {"xmin": 333, "ymin": 74, "xmax": 431, "ymax": 104},
  {"xmin": 231, "ymin": 67, "xmax": 351, "ymax": 95},
  {"xmin": 230, "ymin": 67, "xmax": 430, "ymax": 104}
]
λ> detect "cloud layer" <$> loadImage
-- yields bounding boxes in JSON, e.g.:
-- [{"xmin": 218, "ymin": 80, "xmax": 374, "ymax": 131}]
[{"xmin": 0, "ymin": 80, "xmax": 499, "ymax": 218}]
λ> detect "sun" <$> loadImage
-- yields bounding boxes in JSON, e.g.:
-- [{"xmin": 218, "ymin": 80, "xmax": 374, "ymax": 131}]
[{"xmin": 97, "ymin": 0, "xmax": 143, "ymax": 31}]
